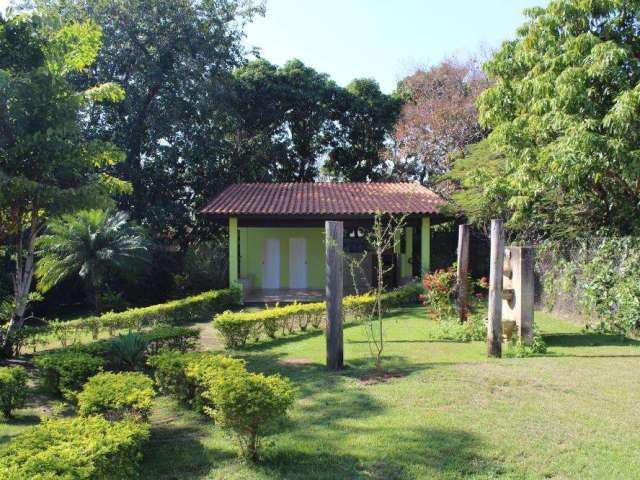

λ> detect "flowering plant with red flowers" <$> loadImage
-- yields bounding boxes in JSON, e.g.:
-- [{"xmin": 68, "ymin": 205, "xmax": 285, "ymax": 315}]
[{"xmin": 420, "ymin": 267, "xmax": 456, "ymax": 319}]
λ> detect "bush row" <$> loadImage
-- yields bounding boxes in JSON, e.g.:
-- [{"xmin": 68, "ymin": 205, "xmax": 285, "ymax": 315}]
[
  {"xmin": 214, "ymin": 284, "xmax": 422, "ymax": 349},
  {"xmin": 34, "ymin": 326, "xmax": 199, "ymax": 398},
  {"xmin": 147, "ymin": 349, "xmax": 295, "ymax": 460},
  {"xmin": 5, "ymin": 287, "xmax": 239, "ymax": 356},
  {"xmin": 0, "ymin": 416, "xmax": 150, "ymax": 479}
]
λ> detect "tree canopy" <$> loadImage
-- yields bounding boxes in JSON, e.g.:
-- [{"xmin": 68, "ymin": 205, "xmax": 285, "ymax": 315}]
[
  {"xmin": 0, "ymin": 12, "xmax": 127, "ymax": 347},
  {"xmin": 478, "ymin": 0, "xmax": 640, "ymax": 238}
]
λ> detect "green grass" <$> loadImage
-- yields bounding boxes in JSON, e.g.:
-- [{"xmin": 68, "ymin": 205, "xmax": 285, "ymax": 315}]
[{"xmin": 3, "ymin": 307, "xmax": 640, "ymax": 479}]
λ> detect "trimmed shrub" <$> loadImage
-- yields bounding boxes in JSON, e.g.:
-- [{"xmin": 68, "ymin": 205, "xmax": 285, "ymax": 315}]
[
  {"xmin": 147, "ymin": 349, "xmax": 194, "ymax": 401},
  {"xmin": 143, "ymin": 326, "xmax": 200, "ymax": 354},
  {"xmin": 213, "ymin": 285, "xmax": 421, "ymax": 349},
  {"xmin": 34, "ymin": 350, "xmax": 104, "ymax": 398},
  {"xmin": 202, "ymin": 370, "xmax": 295, "ymax": 461},
  {"xmin": 77, "ymin": 372, "xmax": 155, "ymax": 420},
  {"xmin": 0, "ymin": 366, "xmax": 28, "ymax": 418},
  {"xmin": 0, "ymin": 416, "xmax": 150, "ymax": 479},
  {"xmin": 148, "ymin": 350, "xmax": 245, "ymax": 412}
]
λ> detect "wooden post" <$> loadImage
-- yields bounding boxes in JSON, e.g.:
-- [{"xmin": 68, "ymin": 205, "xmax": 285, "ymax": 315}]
[
  {"xmin": 487, "ymin": 219, "xmax": 504, "ymax": 357},
  {"xmin": 456, "ymin": 224, "xmax": 470, "ymax": 322},
  {"xmin": 325, "ymin": 221, "xmax": 344, "ymax": 370}
]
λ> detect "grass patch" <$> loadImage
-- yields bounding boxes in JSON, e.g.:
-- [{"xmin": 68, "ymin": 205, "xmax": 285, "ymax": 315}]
[{"xmin": 3, "ymin": 307, "xmax": 640, "ymax": 478}]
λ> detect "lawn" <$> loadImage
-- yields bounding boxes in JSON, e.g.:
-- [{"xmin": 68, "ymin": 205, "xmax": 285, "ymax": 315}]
[{"xmin": 3, "ymin": 307, "xmax": 640, "ymax": 479}]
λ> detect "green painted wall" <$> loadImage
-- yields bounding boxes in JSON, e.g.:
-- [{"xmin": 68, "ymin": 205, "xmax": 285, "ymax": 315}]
[
  {"xmin": 238, "ymin": 227, "xmax": 326, "ymax": 289},
  {"xmin": 229, "ymin": 217, "xmax": 238, "ymax": 287}
]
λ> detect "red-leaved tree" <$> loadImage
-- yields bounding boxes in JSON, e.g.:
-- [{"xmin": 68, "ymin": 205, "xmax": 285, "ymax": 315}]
[{"xmin": 392, "ymin": 58, "xmax": 490, "ymax": 186}]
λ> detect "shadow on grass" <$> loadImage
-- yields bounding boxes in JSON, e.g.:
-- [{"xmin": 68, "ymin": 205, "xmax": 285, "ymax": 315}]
[
  {"xmin": 544, "ymin": 333, "xmax": 640, "ymax": 348},
  {"xmin": 257, "ymin": 427, "xmax": 504, "ymax": 480},
  {"xmin": 241, "ymin": 328, "xmax": 325, "ymax": 353},
  {"xmin": 142, "ymin": 423, "xmax": 236, "ymax": 480}
]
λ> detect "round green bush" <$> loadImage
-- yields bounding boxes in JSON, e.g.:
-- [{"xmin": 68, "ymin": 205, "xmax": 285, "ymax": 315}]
[
  {"xmin": 148, "ymin": 350, "xmax": 245, "ymax": 412},
  {"xmin": 0, "ymin": 366, "xmax": 28, "ymax": 418},
  {"xmin": 202, "ymin": 370, "xmax": 295, "ymax": 461},
  {"xmin": 77, "ymin": 371, "xmax": 154, "ymax": 421},
  {"xmin": 34, "ymin": 350, "xmax": 104, "ymax": 399}
]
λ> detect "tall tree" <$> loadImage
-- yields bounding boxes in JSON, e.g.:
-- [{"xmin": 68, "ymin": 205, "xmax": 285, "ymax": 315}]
[
  {"xmin": 323, "ymin": 78, "xmax": 401, "ymax": 181},
  {"xmin": 34, "ymin": 0, "xmax": 264, "ymax": 239},
  {"xmin": 478, "ymin": 0, "xmax": 640, "ymax": 238},
  {"xmin": 393, "ymin": 58, "xmax": 489, "ymax": 185},
  {"xmin": 277, "ymin": 59, "xmax": 341, "ymax": 181},
  {"xmin": 0, "ymin": 13, "xmax": 127, "ymax": 352}
]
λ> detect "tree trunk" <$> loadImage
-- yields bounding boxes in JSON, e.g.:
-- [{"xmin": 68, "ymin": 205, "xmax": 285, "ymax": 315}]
[{"xmin": 3, "ymin": 208, "xmax": 39, "ymax": 357}]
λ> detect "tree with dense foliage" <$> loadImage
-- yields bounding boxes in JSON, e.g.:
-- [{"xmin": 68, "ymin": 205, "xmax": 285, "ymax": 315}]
[
  {"xmin": 34, "ymin": 0, "xmax": 265, "ymax": 243},
  {"xmin": 323, "ymin": 78, "xmax": 401, "ymax": 181},
  {"xmin": 478, "ymin": 0, "xmax": 640, "ymax": 238},
  {"xmin": 392, "ymin": 58, "xmax": 489, "ymax": 185},
  {"xmin": 276, "ymin": 59, "xmax": 341, "ymax": 181},
  {"xmin": 0, "ymin": 13, "xmax": 127, "ymax": 353},
  {"xmin": 442, "ymin": 140, "xmax": 510, "ymax": 234},
  {"xmin": 36, "ymin": 210, "xmax": 150, "ymax": 312}
]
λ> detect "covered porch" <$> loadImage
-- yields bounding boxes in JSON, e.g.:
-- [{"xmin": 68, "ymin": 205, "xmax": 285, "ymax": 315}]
[
  {"xmin": 201, "ymin": 182, "xmax": 445, "ymax": 303},
  {"xmin": 242, "ymin": 288, "xmax": 326, "ymax": 304}
]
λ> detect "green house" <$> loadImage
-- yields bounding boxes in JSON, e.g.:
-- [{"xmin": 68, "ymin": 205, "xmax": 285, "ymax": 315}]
[{"xmin": 202, "ymin": 182, "xmax": 445, "ymax": 302}]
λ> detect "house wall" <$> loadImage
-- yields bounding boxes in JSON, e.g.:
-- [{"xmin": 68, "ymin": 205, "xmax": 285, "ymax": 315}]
[{"xmin": 239, "ymin": 227, "xmax": 326, "ymax": 289}]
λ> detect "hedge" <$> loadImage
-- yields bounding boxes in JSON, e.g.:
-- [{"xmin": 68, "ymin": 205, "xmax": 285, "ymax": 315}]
[
  {"xmin": 0, "ymin": 416, "xmax": 150, "ymax": 479},
  {"xmin": 214, "ymin": 283, "xmax": 422, "ymax": 349},
  {"xmin": 4, "ymin": 288, "xmax": 240, "ymax": 354}
]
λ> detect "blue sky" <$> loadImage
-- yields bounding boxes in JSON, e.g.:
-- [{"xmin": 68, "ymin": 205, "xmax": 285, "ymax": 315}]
[
  {"xmin": 1, "ymin": 0, "xmax": 548, "ymax": 92},
  {"xmin": 245, "ymin": 0, "xmax": 548, "ymax": 92}
]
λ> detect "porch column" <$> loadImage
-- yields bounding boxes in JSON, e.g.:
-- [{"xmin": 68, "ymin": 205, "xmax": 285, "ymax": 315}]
[
  {"xmin": 421, "ymin": 216, "xmax": 431, "ymax": 277},
  {"xmin": 229, "ymin": 217, "xmax": 238, "ymax": 287},
  {"xmin": 405, "ymin": 226, "xmax": 413, "ymax": 278}
]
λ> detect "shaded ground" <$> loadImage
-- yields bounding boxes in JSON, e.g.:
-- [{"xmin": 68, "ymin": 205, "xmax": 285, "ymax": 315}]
[{"xmin": 3, "ymin": 307, "xmax": 640, "ymax": 479}]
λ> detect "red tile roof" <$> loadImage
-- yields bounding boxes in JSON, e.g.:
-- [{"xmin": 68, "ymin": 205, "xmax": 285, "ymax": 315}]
[{"xmin": 201, "ymin": 182, "xmax": 444, "ymax": 216}]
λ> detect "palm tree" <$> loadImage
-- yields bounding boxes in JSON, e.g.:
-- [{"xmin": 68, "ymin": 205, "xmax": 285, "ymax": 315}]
[{"xmin": 36, "ymin": 210, "xmax": 150, "ymax": 312}]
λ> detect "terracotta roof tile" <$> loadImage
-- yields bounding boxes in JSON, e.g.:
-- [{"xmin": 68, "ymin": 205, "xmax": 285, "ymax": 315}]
[{"xmin": 201, "ymin": 182, "xmax": 444, "ymax": 216}]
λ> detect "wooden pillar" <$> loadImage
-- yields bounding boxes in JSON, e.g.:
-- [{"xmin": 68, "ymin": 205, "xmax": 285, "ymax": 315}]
[
  {"xmin": 325, "ymin": 221, "xmax": 344, "ymax": 370},
  {"xmin": 420, "ymin": 216, "xmax": 431, "ymax": 277},
  {"xmin": 456, "ymin": 224, "xmax": 470, "ymax": 322},
  {"xmin": 228, "ymin": 217, "xmax": 238, "ymax": 288},
  {"xmin": 487, "ymin": 219, "xmax": 504, "ymax": 358}
]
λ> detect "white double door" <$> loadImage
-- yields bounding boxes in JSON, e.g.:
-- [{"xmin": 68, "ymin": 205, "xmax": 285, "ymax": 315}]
[{"xmin": 262, "ymin": 237, "xmax": 307, "ymax": 289}]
